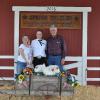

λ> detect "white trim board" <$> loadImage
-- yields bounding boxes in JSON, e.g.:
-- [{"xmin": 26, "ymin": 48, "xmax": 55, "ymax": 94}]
[
  {"xmin": 0, "ymin": 56, "xmax": 14, "ymax": 59},
  {"xmin": 1, "ymin": 55, "xmax": 100, "ymax": 60},
  {"xmin": 87, "ymin": 56, "xmax": 100, "ymax": 60},
  {"xmin": 0, "ymin": 66, "xmax": 14, "ymax": 70},
  {"xmin": 87, "ymin": 67, "xmax": 100, "ymax": 71},
  {"xmin": 12, "ymin": 6, "xmax": 91, "ymax": 12},
  {"xmin": 63, "ymin": 62, "xmax": 82, "ymax": 70},
  {"xmin": 65, "ymin": 56, "xmax": 82, "ymax": 61},
  {"xmin": 87, "ymin": 78, "xmax": 100, "ymax": 81},
  {"xmin": 0, "ymin": 77, "xmax": 14, "ymax": 80}
]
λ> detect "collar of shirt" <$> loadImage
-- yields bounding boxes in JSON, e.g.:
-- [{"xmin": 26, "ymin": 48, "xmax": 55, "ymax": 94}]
[{"xmin": 37, "ymin": 39, "xmax": 42, "ymax": 41}]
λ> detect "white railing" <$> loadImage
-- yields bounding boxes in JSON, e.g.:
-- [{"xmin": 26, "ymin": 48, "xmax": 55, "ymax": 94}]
[
  {"xmin": 87, "ymin": 57, "xmax": 100, "ymax": 82},
  {"xmin": 0, "ymin": 55, "xmax": 14, "ymax": 59},
  {"xmin": 64, "ymin": 56, "xmax": 100, "ymax": 84},
  {"xmin": 0, "ymin": 55, "xmax": 14, "ymax": 80},
  {"xmin": 0, "ymin": 55, "xmax": 100, "ymax": 83},
  {"xmin": 64, "ymin": 56, "xmax": 83, "ymax": 85}
]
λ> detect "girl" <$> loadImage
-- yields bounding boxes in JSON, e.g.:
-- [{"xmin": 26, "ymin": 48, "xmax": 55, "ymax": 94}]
[{"xmin": 16, "ymin": 36, "xmax": 32, "ymax": 75}]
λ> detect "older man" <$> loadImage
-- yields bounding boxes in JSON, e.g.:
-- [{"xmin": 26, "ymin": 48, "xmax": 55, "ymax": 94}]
[{"xmin": 47, "ymin": 24, "xmax": 66, "ymax": 72}]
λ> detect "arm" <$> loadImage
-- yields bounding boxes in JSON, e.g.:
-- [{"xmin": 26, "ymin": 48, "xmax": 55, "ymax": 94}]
[
  {"xmin": 61, "ymin": 37, "xmax": 66, "ymax": 65},
  {"xmin": 29, "ymin": 47, "xmax": 33, "ymax": 64},
  {"xmin": 45, "ymin": 40, "xmax": 48, "ymax": 57},
  {"xmin": 19, "ymin": 48, "xmax": 29, "ymax": 63}
]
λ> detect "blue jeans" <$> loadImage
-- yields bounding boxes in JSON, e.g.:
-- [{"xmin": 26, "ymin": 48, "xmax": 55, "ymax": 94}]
[
  {"xmin": 16, "ymin": 61, "xmax": 27, "ymax": 74},
  {"xmin": 48, "ymin": 55, "xmax": 64, "ymax": 72}
]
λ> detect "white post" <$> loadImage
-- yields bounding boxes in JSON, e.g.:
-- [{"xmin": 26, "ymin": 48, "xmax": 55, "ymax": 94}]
[
  {"xmin": 82, "ymin": 12, "xmax": 88, "ymax": 85},
  {"xmin": 14, "ymin": 11, "xmax": 20, "ymax": 75},
  {"xmin": 77, "ymin": 62, "xmax": 83, "ymax": 85}
]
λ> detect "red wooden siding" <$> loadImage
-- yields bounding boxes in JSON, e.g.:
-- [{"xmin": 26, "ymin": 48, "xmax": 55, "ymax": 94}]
[
  {"xmin": 87, "ymin": 81, "xmax": 100, "ymax": 86},
  {"xmin": 87, "ymin": 71, "xmax": 100, "ymax": 78},
  {"xmin": 87, "ymin": 60, "xmax": 100, "ymax": 67},
  {"xmin": 0, "ymin": 70, "xmax": 14, "ymax": 77},
  {"xmin": 0, "ymin": 59, "xmax": 14, "ymax": 66}
]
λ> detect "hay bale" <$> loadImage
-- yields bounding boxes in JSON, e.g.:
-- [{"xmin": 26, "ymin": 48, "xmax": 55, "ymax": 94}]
[
  {"xmin": 0, "ymin": 80, "xmax": 15, "ymax": 90},
  {"xmin": 72, "ymin": 85, "xmax": 100, "ymax": 100},
  {"xmin": 0, "ymin": 85, "xmax": 100, "ymax": 100},
  {"xmin": 10, "ymin": 96, "xmax": 22, "ymax": 100},
  {"xmin": 60, "ymin": 96, "xmax": 73, "ymax": 100},
  {"xmin": 0, "ymin": 85, "xmax": 15, "ymax": 90},
  {"xmin": 8, "ymin": 95, "xmax": 71, "ymax": 100},
  {"xmin": 10, "ymin": 96, "xmax": 56, "ymax": 100},
  {"xmin": 0, "ymin": 94, "xmax": 10, "ymax": 100}
]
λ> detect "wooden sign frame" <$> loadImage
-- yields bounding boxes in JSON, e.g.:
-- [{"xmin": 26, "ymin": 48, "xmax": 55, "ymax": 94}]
[{"xmin": 20, "ymin": 13, "xmax": 81, "ymax": 29}]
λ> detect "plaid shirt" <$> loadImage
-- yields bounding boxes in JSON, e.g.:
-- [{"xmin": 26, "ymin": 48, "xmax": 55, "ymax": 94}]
[{"xmin": 47, "ymin": 35, "xmax": 65, "ymax": 58}]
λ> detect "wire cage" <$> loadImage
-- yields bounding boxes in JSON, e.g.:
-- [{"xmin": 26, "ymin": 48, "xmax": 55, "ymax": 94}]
[
  {"xmin": 31, "ymin": 75, "xmax": 60, "ymax": 95},
  {"xmin": 15, "ymin": 74, "xmax": 74, "ymax": 96}
]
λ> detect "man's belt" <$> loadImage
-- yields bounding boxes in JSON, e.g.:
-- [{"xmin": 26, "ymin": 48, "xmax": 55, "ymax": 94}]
[
  {"xmin": 50, "ymin": 54, "xmax": 61, "ymax": 56},
  {"xmin": 34, "ymin": 56, "xmax": 44, "ymax": 59}
]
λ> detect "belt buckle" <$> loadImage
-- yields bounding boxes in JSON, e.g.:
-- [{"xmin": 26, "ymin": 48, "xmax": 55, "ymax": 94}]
[{"xmin": 37, "ymin": 56, "xmax": 42, "ymax": 59}]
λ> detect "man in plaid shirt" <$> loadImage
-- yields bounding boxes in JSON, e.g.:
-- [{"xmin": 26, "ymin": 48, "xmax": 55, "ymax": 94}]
[{"xmin": 47, "ymin": 24, "xmax": 66, "ymax": 72}]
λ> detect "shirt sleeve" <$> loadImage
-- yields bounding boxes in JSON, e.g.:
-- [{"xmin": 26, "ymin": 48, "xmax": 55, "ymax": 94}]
[
  {"xmin": 61, "ymin": 37, "xmax": 66, "ymax": 58},
  {"xmin": 19, "ymin": 44, "xmax": 24, "ymax": 49},
  {"xmin": 45, "ymin": 40, "xmax": 47, "ymax": 48},
  {"xmin": 28, "ymin": 46, "xmax": 33, "ymax": 61}
]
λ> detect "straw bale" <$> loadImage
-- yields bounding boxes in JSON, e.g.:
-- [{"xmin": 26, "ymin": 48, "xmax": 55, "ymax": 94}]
[
  {"xmin": 0, "ymin": 85, "xmax": 15, "ymax": 90},
  {"xmin": 10, "ymin": 96, "xmax": 59, "ymax": 100},
  {"xmin": 0, "ymin": 94, "xmax": 9, "ymax": 100},
  {"xmin": 60, "ymin": 96, "xmax": 73, "ymax": 100},
  {"xmin": 0, "ymin": 85, "xmax": 100, "ymax": 100},
  {"xmin": 72, "ymin": 85, "xmax": 100, "ymax": 100},
  {"xmin": 10, "ymin": 96, "xmax": 22, "ymax": 100}
]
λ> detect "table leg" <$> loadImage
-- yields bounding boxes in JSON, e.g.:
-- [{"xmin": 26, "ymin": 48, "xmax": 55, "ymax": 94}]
[
  {"xmin": 29, "ymin": 74, "xmax": 31, "ymax": 95},
  {"xmin": 59, "ymin": 75, "xmax": 62, "ymax": 96}
]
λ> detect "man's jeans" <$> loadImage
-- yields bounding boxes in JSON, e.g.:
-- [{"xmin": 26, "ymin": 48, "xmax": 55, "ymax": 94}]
[{"xmin": 48, "ymin": 55, "xmax": 64, "ymax": 72}]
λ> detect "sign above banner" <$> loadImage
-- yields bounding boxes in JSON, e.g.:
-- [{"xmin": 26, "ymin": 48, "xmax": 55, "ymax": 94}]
[{"xmin": 20, "ymin": 13, "xmax": 81, "ymax": 29}]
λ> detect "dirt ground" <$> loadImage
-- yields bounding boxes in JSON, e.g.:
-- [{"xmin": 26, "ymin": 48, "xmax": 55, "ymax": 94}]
[
  {"xmin": 0, "ymin": 85, "xmax": 100, "ymax": 100},
  {"xmin": 0, "ymin": 80, "xmax": 100, "ymax": 100}
]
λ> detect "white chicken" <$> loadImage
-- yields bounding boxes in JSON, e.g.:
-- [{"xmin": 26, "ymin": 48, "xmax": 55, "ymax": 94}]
[{"xmin": 34, "ymin": 64, "xmax": 60, "ymax": 76}]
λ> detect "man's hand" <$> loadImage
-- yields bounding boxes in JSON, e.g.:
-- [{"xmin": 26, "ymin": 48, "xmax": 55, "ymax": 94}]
[
  {"xmin": 26, "ymin": 60, "xmax": 32, "ymax": 65},
  {"xmin": 61, "ymin": 58, "xmax": 65, "ymax": 65}
]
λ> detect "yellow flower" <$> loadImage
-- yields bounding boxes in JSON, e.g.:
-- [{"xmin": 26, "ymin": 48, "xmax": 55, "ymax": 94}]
[
  {"xmin": 60, "ymin": 72, "xmax": 65, "ymax": 77},
  {"xmin": 18, "ymin": 74, "xmax": 25, "ymax": 81},
  {"xmin": 74, "ymin": 83, "xmax": 80, "ymax": 88},
  {"xmin": 72, "ymin": 82, "xmax": 80, "ymax": 88}
]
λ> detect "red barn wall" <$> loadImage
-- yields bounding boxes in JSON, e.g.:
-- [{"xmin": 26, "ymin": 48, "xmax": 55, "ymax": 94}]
[{"xmin": 0, "ymin": 0, "xmax": 100, "ymax": 85}]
